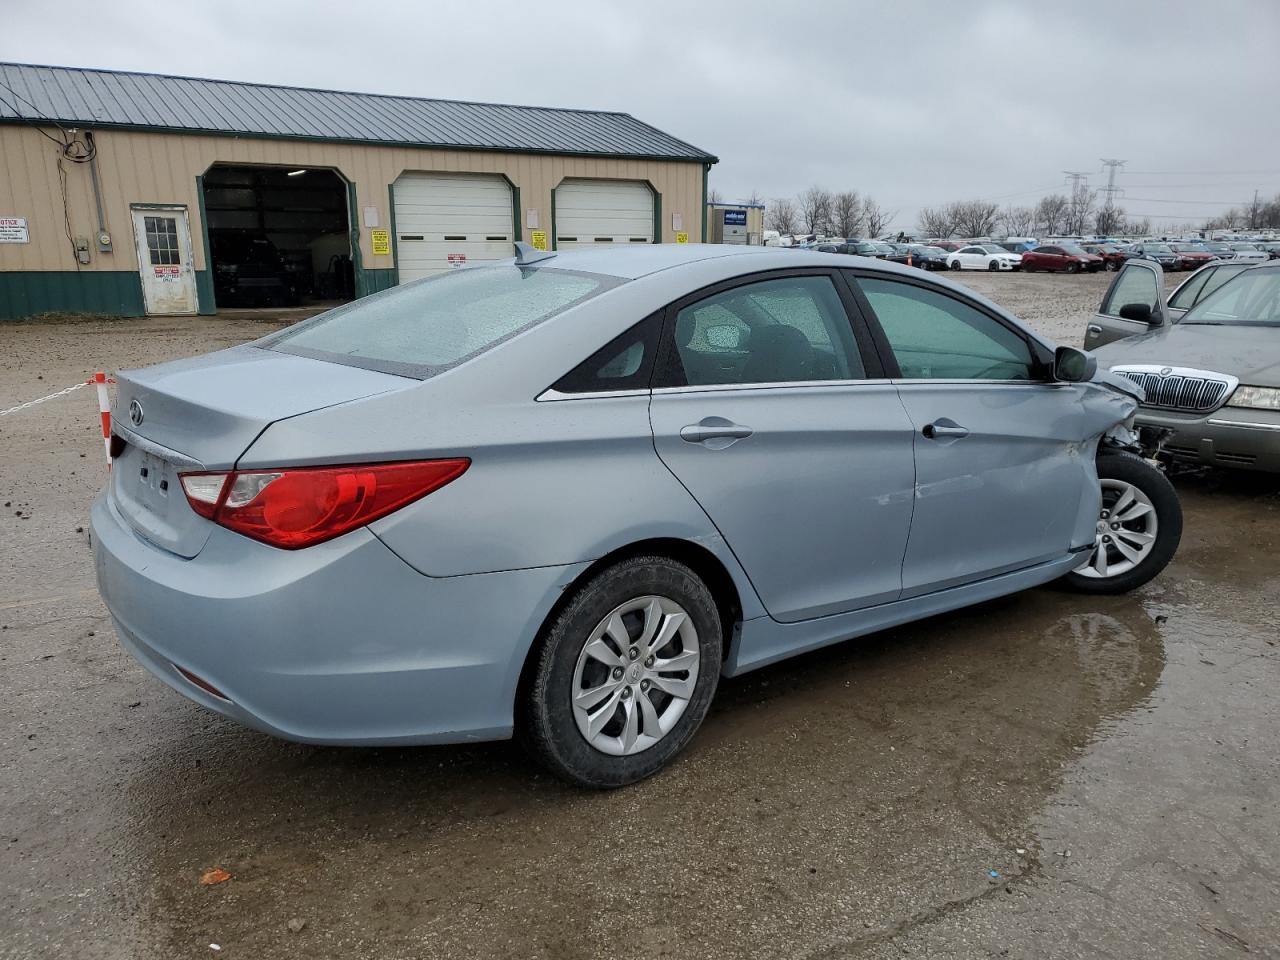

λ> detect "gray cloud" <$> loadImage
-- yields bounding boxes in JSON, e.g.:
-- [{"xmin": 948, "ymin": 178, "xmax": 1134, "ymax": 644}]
[{"xmin": 3, "ymin": 0, "xmax": 1277, "ymax": 230}]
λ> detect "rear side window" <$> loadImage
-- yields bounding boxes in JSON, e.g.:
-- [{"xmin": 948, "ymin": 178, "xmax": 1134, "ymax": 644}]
[
  {"xmin": 265, "ymin": 265, "xmax": 618, "ymax": 378},
  {"xmin": 858, "ymin": 278, "xmax": 1035, "ymax": 380},
  {"xmin": 553, "ymin": 313, "xmax": 662, "ymax": 394},
  {"xmin": 663, "ymin": 276, "xmax": 864, "ymax": 387}
]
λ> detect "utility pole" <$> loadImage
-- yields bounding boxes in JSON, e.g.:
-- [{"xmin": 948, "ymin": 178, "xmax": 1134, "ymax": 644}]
[{"xmin": 1099, "ymin": 159, "xmax": 1126, "ymax": 206}]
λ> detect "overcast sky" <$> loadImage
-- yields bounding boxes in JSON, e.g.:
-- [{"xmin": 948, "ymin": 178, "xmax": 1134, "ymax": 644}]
[{"xmin": 4, "ymin": 0, "xmax": 1277, "ymax": 231}]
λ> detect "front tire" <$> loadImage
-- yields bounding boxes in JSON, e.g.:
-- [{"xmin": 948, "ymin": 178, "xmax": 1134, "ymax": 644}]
[
  {"xmin": 521, "ymin": 556, "xmax": 722, "ymax": 787},
  {"xmin": 949, "ymin": 259, "xmax": 962, "ymax": 270},
  {"xmin": 988, "ymin": 260, "xmax": 1000, "ymax": 271},
  {"xmin": 1062, "ymin": 452, "xmax": 1182, "ymax": 595}
]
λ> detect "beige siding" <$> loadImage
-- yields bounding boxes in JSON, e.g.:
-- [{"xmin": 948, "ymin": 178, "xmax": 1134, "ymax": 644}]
[{"xmin": 0, "ymin": 125, "xmax": 706, "ymax": 274}]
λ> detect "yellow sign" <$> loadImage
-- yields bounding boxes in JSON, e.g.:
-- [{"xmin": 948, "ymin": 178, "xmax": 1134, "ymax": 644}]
[
  {"xmin": 530, "ymin": 229, "xmax": 548, "ymax": 251},
  {"xmin": 675, "ymin": 231, "xmax": 689, "ymax": 244},
  {"xmin": 371, "ymin": 229, "xmax": 391, "ymax": 256}
]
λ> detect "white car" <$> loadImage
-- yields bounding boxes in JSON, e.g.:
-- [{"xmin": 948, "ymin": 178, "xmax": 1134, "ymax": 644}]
[
  {"xmin": 947, "ymin": 244, "xmax": 1020, "ymax": 272},
  {"xmin": 1227, "ymin": 243, "xmax": 1270, "ymax": 264}
]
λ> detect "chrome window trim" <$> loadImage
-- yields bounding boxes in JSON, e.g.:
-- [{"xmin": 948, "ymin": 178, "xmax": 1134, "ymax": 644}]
[
  {"xmin": 651, "ymin": 378, "xmax": 894, "ymax": 396},
  {"xmin": 111, "ymin": 422, "xmax": 206, "ymax": 471},
  {"xmin": 536, "ymin": 387, "xmax": 651, "ymax": 402},
  {"xmin": 891, "ymin": 378, "xmax": 1058, "ymax": 387}
]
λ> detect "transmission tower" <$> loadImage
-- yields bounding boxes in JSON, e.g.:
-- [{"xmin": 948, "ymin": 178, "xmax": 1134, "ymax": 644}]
[
  {"xmin": 1100, "ymin": 159, "xmax": 1126, "ymax": 206},
  {"xmin": 1064, "ymin": 171, "xmax": 1091, "ymax": 194}
]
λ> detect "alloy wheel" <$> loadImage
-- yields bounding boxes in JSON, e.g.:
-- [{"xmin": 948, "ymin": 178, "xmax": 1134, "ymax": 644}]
[
  {"xmin": 1074, "ymin": 478, "xmax": 1159, "ymax": 579},
  {"xmin": 571, "ymin": 596, "xmax": 701, "ymax": 756}
]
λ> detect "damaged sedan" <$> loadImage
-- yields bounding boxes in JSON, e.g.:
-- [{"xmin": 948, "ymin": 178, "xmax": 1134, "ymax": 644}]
[{"xmin": 93, "ymin": 244, "xmax": 1181, "ymax": 787}]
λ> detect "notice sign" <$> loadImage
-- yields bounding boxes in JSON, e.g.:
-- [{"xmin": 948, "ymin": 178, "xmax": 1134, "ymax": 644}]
[
  {"xmin": 530, "ymin": 229, "xmax": 548, "ymax": 251},
  {"xmin": 0, "ymin": 217, "xmax": 29, "ymax": 243},
  {"xmin": 723, "ymin": 209, "xmax": 748, "ymax": 226},
  {"xmin": 447, "ymin": 253, "xmax": 467, "ymax": 268},
  {"xmin": 675, "ymin": 231, "xmax": 689, "ymax": 244},
  {"xmin": 153, "ymin": 265, "xmax": 180, "ymax": 280},
  {"xmin": 371, "ymin": 229, "xmax": 391, "ymax": 256}
]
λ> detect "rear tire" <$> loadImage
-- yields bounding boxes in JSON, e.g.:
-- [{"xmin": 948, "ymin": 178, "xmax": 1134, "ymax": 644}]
[
  {"xmin": 521, "ymin": 556, "xmax": 722, "ymax": 788},
  {"xmin": 1062, "ymin": 452, "xmax": 1182, "ymax": 595}
]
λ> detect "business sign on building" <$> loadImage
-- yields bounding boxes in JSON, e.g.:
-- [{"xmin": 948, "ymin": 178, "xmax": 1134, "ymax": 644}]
[
  {"xmin": 723, "ymin": 209, "xmax": 748, "ymax": 226},
  {"xmin": 0, "ymin": 217, "xmax": 30, "ymax": 243}
]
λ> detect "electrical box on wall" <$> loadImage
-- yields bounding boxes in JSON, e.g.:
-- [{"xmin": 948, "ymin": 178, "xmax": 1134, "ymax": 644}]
[
  {"xmin": 97, "ymin": 230, "xmax": 113, "ymax": 253},
  {"xmin": 74, "ymin": 237, "xmax": 91, "ymax": 265}
]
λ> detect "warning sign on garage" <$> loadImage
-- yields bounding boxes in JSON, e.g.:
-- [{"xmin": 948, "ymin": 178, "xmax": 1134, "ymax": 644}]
[
  {"xmin": 447, "ymin": 253, "xmax": 467, "ymax": 268},
  {"xmin": 530, "ymin": 230, "xmax": 548, "ymax": 251},
  {"xmin": 0, "ymin": 217, "xmax": 30, "ymax": 243},
  {"xmin": 371, "ymin": 229, "xmax": 390, "ymax": 256},
  {"xmin": 675, "ymin": 231, "xmax": 689, "ymax": 244}
]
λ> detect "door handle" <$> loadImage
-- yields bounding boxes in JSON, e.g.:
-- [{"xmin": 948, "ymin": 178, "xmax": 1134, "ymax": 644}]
[
  {"xmin": 680, "ymin": 417, "xmax": 753, "ymax": 444},
  {"xmin": 1087, "ymin": 324, "xmax": 1102, "ymax": 335},
  {"xmin": 922, "ymin": 419, "xmax": 969, "ymax": 440}
]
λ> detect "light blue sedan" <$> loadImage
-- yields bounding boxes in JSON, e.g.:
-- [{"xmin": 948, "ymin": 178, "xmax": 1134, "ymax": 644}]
[{"xmin": 93, "ymin": 244, "xmax": 1181, "ymax": 787}]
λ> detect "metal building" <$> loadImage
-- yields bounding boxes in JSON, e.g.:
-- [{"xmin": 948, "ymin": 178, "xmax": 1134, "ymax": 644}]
[{"xmin": 0, "ymin": 63, "xmax": 717, "ymax": 319}]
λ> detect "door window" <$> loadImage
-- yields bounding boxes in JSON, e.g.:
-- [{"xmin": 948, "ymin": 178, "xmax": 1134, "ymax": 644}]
[
  {"xmin": 858, "ymin": 278, "xmax": 1036, "ymax": 380},
  {"xmin": 665, "ymin": 276, "xmax": 864, "ymax": 387},
  {"xmin": 553, "ymin": 313, "xmax": 662, "ymax": 393},
  {"xmin": 144, "ymin": 216, "xmax": 181, "ymax": 265},
  {"xmin": 1169, "ymin": 267, "xmax": 1214, "ymax": 310},
  {"xmin": 1101, "ymin": 264, "xmax": 1160, "ymax": 318}
]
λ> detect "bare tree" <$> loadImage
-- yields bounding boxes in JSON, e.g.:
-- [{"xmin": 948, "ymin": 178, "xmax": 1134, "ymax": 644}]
[
  {"xmin": 1064, "ymin": 184, "xmax": 1096, "ymax": 235},
  {"xmin": 1128, "ymin": 217, "xmax": 1152, "ymax": 236},
  {"xmin": 766, "ymin": 197, "xmax": 800, "ymax": 235},
  {"xmin": 1095, "ymin": 203, "xmax": 1126, "ymax": 236},
  {"xmin": 707, "ymin": 188, "xmax": 724, "ymax": 205},
  {"xmin": 1035, "ymin": 194, "xmax": 1070, "ymax": 235},
  {"xmin": 917, "ymin": 205, "xmax": 956, "ymax": 238},
  {"xmin": 862, "ymin": 198, "xmax": 893, "ymax": 237},
  {"xmin": 1245, "ymin": 191, "xmax": 1265, "ymax": 229},
  {"xmin": 744, "ymin": 188, "xmax": 764, "ymax": 207},
  {"xmin": 948, "ymin": 200, "xmax": 1000, "ymax": 238},
  {"xmin": 999, "ymin": 205, "xmax": 1036, "ymax": 237},
  {"xmin": 833, "ymin": 190, "xmax": 863, "ymax": 238},
  {"xmin": 798, "ymin": 186, "xmax": 835, "ymax": 235}
]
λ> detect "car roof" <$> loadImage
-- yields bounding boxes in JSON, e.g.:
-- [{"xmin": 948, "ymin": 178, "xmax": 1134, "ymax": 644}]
[{"xmin": 527, "ymin": 243, "xmax": 782, "ymax": 280}]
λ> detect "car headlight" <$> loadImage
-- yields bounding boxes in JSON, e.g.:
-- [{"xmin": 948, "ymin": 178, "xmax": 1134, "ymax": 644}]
[{"xmin": 1227, "ymin": 385, "xmax": 1280, "ymax": 410}]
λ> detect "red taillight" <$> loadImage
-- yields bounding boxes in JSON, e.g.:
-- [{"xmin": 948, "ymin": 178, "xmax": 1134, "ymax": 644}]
[{"xmin": 179, "ymin": 459, "xmax": 469, "ymax": 549}]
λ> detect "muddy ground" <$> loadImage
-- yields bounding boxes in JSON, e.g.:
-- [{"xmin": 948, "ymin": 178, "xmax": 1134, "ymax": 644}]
[{"xmin": 1, "ymin": 271, "xmax": 1277, "ymax": 959}]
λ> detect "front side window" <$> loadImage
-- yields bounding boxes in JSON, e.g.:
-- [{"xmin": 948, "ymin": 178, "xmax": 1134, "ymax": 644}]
[
  {"xmin": 1169, "ymin": 268, "xmax": 1214, "ymax": 310},
  {"xmin": 266, "ymin": 265, "xmax": 618, "ymax": 377},
  {"xmin": 1101, "ymin": 264, "xmax": 1161, "ymax": 318},
  {"xmin": 858, "ymin": 278, "xmax": 1036, "ymax": 381},
  {"xmin": 667, "ymin": 275, "xmax": 863, "ymax": 387}
]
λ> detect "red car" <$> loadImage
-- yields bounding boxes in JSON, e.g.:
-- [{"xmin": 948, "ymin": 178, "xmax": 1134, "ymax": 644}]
[
  {"xmin": 1169, "ymin": 242, "xmax": 1218, "ymax": 271},
  {"xmin": 1020, "ymin": 244, "xmax": 1105, "ymax": 273},
  {"xmin": 1081, "ymin": 242, "xmax": 1128, "ymax": 272}
]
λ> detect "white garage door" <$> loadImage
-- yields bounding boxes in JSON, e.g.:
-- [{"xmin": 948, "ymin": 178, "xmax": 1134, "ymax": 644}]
[
  {"xmin": 554, "ymin": 180, "xmax": 654, "ymax": 248},
  {"xmin": 393, "ymin": 173, "xmax": 513, "ymax": 282}
]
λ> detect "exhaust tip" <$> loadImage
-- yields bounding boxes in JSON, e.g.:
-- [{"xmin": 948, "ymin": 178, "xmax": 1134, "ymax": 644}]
[{"xmin": 172, "ymin": 663, "xmax": 230, "ymax": 701}]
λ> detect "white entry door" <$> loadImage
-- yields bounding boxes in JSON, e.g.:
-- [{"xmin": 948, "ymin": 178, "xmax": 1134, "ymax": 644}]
[
  {"xmin": 554, "ymin": 180, "xmax": 654, "ymax": 248},
  {"xmin": 130, "ymin": 207, "xmax": 198, "ymax": 314},
  {"xmin": 392, "ymin": 173, "xmax": 514, "ymax": 282}
]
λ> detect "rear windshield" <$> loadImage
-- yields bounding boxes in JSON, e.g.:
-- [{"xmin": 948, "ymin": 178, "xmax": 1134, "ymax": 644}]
[{"xmin": 264, "ymin": 265, "xmax": 618, "ymax": 378}]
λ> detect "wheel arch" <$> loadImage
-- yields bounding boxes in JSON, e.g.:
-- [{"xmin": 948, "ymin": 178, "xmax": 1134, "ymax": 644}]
[{"xmin": 513, "ymin": 537, "xmax": 746, "ymax": 712}]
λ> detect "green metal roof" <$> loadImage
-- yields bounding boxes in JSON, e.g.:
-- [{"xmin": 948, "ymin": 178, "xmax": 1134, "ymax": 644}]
[{"xmin": 0, "ymin": 62, "xmax": 717, "ymax": 163}]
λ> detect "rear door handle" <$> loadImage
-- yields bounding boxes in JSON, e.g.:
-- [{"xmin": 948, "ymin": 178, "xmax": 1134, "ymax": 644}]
[
  {"xmin": 922, "ymin": 419, "xmax": 969, "ymax": 441},
  {"xmin": 1087, "ymin": 324, "xmax": 1102, "ymax": 335},
  {"xmin": 680, "ymin": 417, "xmax": 753, "ymax": 444}
]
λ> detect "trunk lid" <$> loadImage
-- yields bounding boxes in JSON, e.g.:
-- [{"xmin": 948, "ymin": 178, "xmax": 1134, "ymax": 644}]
[{"xmin": 110, "ymin": 345, "xmax": 414, "ymax": 557}]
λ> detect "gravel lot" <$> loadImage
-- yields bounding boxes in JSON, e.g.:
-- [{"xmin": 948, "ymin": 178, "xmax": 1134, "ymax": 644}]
[{"xmin": 1, "ymin": 270, "xmax": 1276, "ymax": 960}]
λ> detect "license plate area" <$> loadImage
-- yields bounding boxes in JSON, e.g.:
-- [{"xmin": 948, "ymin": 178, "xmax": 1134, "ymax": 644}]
[{"xmin": 134, "ymin": 450, "xmax": 175, "ymax": 507}]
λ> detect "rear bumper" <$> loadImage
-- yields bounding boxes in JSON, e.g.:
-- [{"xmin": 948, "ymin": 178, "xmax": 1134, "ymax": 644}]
[
  {"xmin": 92, "ymin": 492, "xmax": 587, "ymax": 744},
  {"xmin": 1137, "ymin": 407, "xmax": 1280, "ymax": 473}
]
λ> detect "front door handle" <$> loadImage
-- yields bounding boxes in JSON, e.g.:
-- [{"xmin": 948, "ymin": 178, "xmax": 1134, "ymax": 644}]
[
  {"xmin": 922, "ymin": 419, "xmax": 969, "ymax": 441},
  {"xmin": 1087, "ymin": 324, "xmax": 1102, "ymax": 336},
  {"xmin": 680, "ymin": 417, "xmax": 753, "ymax": 444}
]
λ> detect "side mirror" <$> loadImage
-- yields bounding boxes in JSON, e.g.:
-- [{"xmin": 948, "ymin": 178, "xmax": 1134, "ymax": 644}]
[
  {"xmin": 1118, "ymin": 302, "xmax": 1160, "ymax": 326},
  {"xmin": 1054, "ymin": 345, "xmax": 1097, "ymax": 383}
]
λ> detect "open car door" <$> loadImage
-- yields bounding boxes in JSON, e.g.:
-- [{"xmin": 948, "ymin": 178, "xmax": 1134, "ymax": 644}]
[{"xmin": 1084, "ymin": 259, "xmax": 1167, "ymax": 349}]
